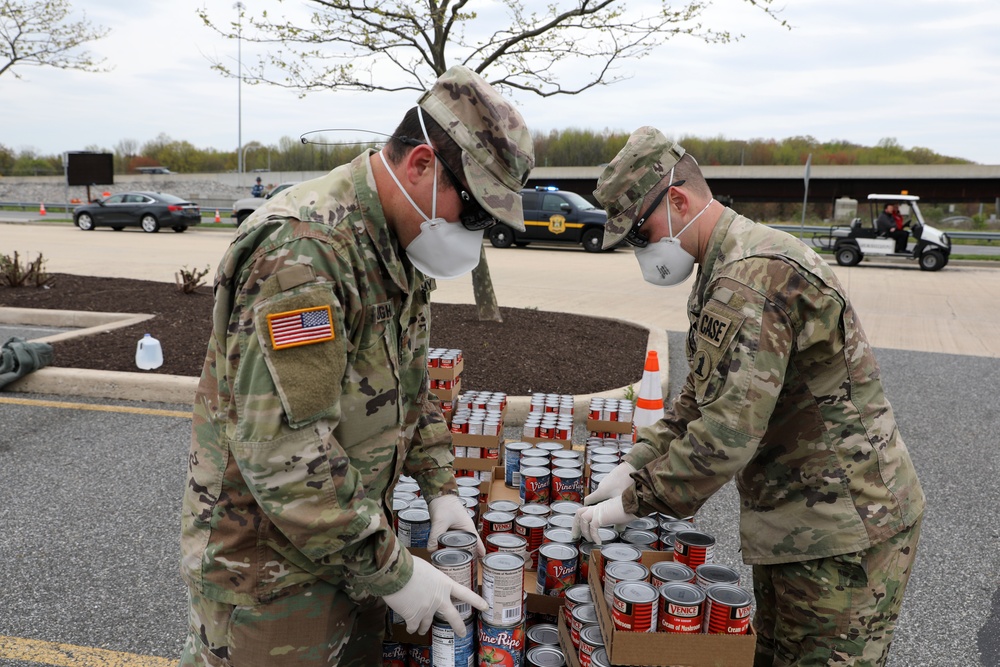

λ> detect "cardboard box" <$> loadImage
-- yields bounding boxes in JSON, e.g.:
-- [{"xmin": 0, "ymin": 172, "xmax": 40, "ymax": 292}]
[
  {"xmin": 588, "ymin": 551, "xmax": 756, "ymax": 666},
  {"xmin": 558, "ymin": 611, "xmax": 584, "ymax": 667},
  {"xmin": 429, "ymin": 377, "xmax": 461, "ymax": 402},
  {"xmin": 522, "ymin": 435, "xmax": 574, "ymax": 448},
  {"xmin": 453, "ymin": 433, "xmax": 503, "ymax": 473},
  {"xmin": 427, "ymin": 357, "xmax": 464, "ymax": 382},
  {"xmin": 586, "ymin": 418, "xmax": 634, "ymax": 436}
]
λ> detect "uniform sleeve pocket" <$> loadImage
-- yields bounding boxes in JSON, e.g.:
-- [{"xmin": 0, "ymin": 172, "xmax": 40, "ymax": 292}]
[
  {"xmin": 691, "ymin": 300, "xmax": 746, "ymax": 405},
  {"xmin": 253, "ymin": 284, "xmax": 347, "ymax": 428}
]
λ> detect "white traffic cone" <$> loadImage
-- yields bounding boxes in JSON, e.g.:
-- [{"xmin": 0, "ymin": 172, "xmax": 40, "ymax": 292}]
[{"xmin": 632, "ymin": 350, "xmax": 664, "ymax": 429}]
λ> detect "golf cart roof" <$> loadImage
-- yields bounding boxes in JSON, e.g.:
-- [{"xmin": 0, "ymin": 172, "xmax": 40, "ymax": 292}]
[{"xmin": 868, "ymin": 193, "xmax": 920, "ymax": 202}]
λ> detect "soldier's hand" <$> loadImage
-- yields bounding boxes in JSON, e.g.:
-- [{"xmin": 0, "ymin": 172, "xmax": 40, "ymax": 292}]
[
  {"xmin": 584, "ymin": 461, "xmax": 637, "ymax": 506},
  {"xmin": 427, "ymin": 494, "xmax": 485, "ymax": 558},
  {"xmin": 572, "ymin": 496, "xmax": 637, "ymax": 544},
  {"xmin": 383, "ymin": 557, "xmax": 488, "ymax": 635}
]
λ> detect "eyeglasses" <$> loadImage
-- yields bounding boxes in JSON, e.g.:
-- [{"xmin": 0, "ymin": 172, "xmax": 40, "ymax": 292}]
[
  {"xmin": 397, "ymin": 135, "xmax": 496, "ymax": 231},
  {"xmin": 623, "ymin": 179, "xmax": 686, "ymax": 248}
]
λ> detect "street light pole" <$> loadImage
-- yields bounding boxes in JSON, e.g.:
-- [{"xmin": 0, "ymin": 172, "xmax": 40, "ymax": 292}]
[{"xmin": 235, "ymin": 2, "xmax": 245, "ymax": 181}]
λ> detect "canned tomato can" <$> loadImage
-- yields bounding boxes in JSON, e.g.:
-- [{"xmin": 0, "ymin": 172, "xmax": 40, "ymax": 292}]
[
  {"xmin": 658, "ymin": 582, "xmax": 706, "ymax": 634},
  {"xmin": 505, "ymin": 441, "xmax": 532, "ymax": 488},
  {"xmin": 525, "ymin": 622, "xmax": 559, "ymax": 649},
  {"xmin": 578, "ymin": 624, "xmax": 604, "ymax": 667},
  {"xmin": 546, "ymin": 514, "xmax": 574, "ymax": 531},
  {"xmin": 650, "ymin": 561, "xmax": 696, "ymax": 587},
  {"xmin": 589, "ymin": 648, "xmax": 610, "ymax": 667},
  {"xmin": 622, "ymin": 528, "xmax": 659, "ymax": 551},
  {"xmin": 481, "ymin": 552, "xmax": 526, "ymax": 626},
  {"xmin": 477, "ymin": 617, "xmax": 526, "ymax": 667},
  {"xmin": 383, "ymin": 640, "xmax": 407, "ymax": 667},
  {"xmin": 525, "ymin": 645, "xmax": 565, "ymax": 667},
  {"xmin": 521, "ymin": 467, "xmax": 551, "ymax": 505},
  {"xmin": 563, "ymin": 583, "xmax": 592, "ymax": 627},
  {"xmin": 536, "ymin": 543, "xmax": 578, "ymax": 597},
  {"xmin": 569, "ymin": 603, "xmax": 598, "ymax": 650},
  {"xmin": 696, "ymin": 563, "xmax": 741, "ymax": 589},
  {"xmin": 397, "ymin": 508, "xmax": 431, "ymax": 548},
  {"xmin": 408, "ymin": 643, "xmax": 431, "ymax": 667},
  {"xmin": 431, "ymin": 548, "xmax": 475, "ymax": 620},
  {"xmin": 612, "ymin": 581, "xmax": 658, "ymax": 633},
  {"xmin": 514, "ymin": 515, "xmax": 547, "ymax": 569},
  {"xmin": 602, "ymin": 560, "xmax": 649, "ymax": 608},
  {"xmin": 550, "ymin": 468, "xmax": 583, "ymax": 503},
  {"xmin": 541, "ymin": 527, "xmax": 575, "ymax": 547},
  {"xmin": 486, "ymin": 532, "xmax": 528, "ymax": 562},
  {"xmin": 704, "ymin": 584, "xmax": 753, "ymax": 635},
  {"xmin": 481, "ymin": 510, "xmax": 516, "ymax": 539},
  {"xmin": 551, "ymin": 459, "xmax": 583, "ymax": 474},
  {"xmin": 596, "ymin": 543, "xmax": 642, "ymax": 582},
  {"xmin": 431, "ymin": 615, "xmax": 474, "ymax": 667},
  {"xmin": 674, "ymin": 530, "xmax": 716, "ymax": 569}
]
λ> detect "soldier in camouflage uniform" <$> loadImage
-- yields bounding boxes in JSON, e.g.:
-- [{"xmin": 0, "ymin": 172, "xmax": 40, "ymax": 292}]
[
  {"xmin": 575, "ymin": 127, "xmax": 924, "ymax": 667},
  {"xmin": 180, "ymin": 66, "xmax": 534, "ymax": 667}
]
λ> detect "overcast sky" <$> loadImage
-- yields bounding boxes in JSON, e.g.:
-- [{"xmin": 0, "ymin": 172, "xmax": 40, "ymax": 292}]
[{"xmin": 2, "ymin": 0, "xmax": 999, "ymax": 164}]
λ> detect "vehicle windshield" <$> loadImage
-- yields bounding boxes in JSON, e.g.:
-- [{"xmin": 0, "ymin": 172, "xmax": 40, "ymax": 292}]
[{"xmin": 558, "ymin": 191, "xmax": 599, "ymax": 211}]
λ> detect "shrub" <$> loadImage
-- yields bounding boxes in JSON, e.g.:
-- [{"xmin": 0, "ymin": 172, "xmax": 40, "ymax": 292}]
[
  {"xmin": 174, "ymin": 265, "xmax": 211, "ymax": 294},
  {"xmin": 0, "ymin": 251, "xmax": 55, "ymax": 288}
]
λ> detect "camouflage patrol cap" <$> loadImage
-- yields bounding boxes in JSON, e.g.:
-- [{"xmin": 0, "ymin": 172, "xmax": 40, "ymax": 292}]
[
  {"xmin": 593, "ymin": 127, "xmax": 686, "ymax": 249},
  {"xmin": 418, "ymin": 66, "xmax": 534, "ymax": 231}
]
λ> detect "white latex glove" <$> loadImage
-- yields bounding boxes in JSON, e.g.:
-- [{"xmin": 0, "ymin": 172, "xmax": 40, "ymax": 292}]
[
  {"xmin": 584, "ymin": 461, "xmax": 637, "ymax": 506},
  {"xmin": 384, "ymin": 557, "xmax": 488, "ymax": 636},
  {"xmin": 572, "ymin": 495, "xmax": 637, "ymax": 544},
  {"xmin": 427, "ymin": 494, "xmax": 486, "ymax": 558}
]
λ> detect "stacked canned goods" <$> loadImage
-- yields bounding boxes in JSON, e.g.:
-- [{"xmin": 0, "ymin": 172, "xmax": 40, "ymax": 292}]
[
  {"xmin": 427, "ymin": 348, "xmax": 464, "ymax": 415},
  {"xmin": 523, "ymin": 393, "xmax": 575, "ymax": 441},
  {"xmin": 450, "ymin": 388, "xmax": 508, "ymax": 483}
]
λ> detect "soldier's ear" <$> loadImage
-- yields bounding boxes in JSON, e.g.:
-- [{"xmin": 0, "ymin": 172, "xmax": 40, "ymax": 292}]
[{"xmin": 404, "ymin": 144, "xmax": 436, "ymax": 186}]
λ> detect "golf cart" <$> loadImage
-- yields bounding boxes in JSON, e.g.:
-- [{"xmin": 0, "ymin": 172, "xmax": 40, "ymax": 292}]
[{"xmin": 817, "ymin": 194, "xmax": 951, "ymax": 271}]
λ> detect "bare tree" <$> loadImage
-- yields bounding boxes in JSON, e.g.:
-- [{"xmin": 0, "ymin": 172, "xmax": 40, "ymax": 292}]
[
  {"xmin": 0, "ymin": 0, "xmax": 110, "ymax": 79},
  {"xmin": 199, "ymin": 0, "xmax": 785, "ymax": 320}
]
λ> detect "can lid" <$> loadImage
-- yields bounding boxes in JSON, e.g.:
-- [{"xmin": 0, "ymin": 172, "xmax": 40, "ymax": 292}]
[
  {"xmin": 486, "ymin": 532, "xmax": 527, "ymax": 548},
  {"xmin": 482, "ymin": 510, "xmax": 516, "ymax": 522},
  {"xmin": 659, "ymin": 582, "xmax": 706, "ymax": 604},
  {"xmin": 521, "ymin": 466, "xmax": 551, "ymax": 476},
  {"xmin": 439, "ymin": 530, "xmax": 478, "ymax": 549},
  {"xmin": 622, "ymin": 529, "xmax": 658, "ymax": 546},
  {"xmin": 604, "ymin": 561, "xmax": 648, "ymax": 582},
  {"xmin": 525, "ymin": 623, "xmax": 560, "ymax": 646},
  {"xmin": 599, "ymin": 543, "xmax": 642, "ymax": 562},
  {"xmin": 487, "ymin": 500, "xmax": 520, "ymax": 513},
  {"xmin": 538, "ymin": 542, "xmax": 578, "ymax": 560},
  {"xmin": 625, "ymin": 516, "xmax": 658, "ymax": 532},
  {"xmin": 579, "ymin": 623, "xmax": 605, "ymax": 647},
  {"xmin": 515, "ymin": 514, "xmax": 547, "ymax": 528},
  {"xmin": 564, "ymin": 583, "xmax": 593, "ymax": 605},
  {"xmin": 696, "ymin": 564, "xmax": 741, "ymax": 585},
  {"xmin": 483, "ymin": 551, "xmax": 525, "ymax": 571},
  {"xmin": 614, "ymin": 581, "xmax": 658, "ymax": 604},
  {"xmin": 397, "ymin": 508, "xmax": 430, "ymax": 522},
  {"xmin": 546, "ymin": 515, "xmax": 575, "ymax": 530},
  {"xmin": 552, "ymin": 468, "xmax": 582, "ymax": 480},
  {"xmin": 521, "ymin": 503, "xmax": 552, "ymax": 517},
  {"xmin": 549, "ymin": 500, "xmax": 584, "ymax": 516},
  {"xmin": 525, "ymin": 646, "xmax": 566, "ymax": 667},
  {"xmin": 571, "ymin": 603, "xmax": 598, "ymax": 624},
  {"xmin": 505, "ymin": 441, "xmax": 532, "ymax": 452},
  {"xmin": 650, "ymin": 561, "xmax": 695, "ymax": 582},
  {"xmin": 676, "ymin": 530, "xmax": 716, "ymax": 547},
  {"xmin": 705, "ymin": 583, "xmax": 753, "ymax": 606},
  {"xmin": 431, "ymin": 548, "xmax": 473, "ymax": 567},
  {"xmin": 542, "ymin": 528, "xmax": 576, "ymax": 545},
  {"xmin": 590, "ymin": 647, "xmax": 610, "ymax": 667}
]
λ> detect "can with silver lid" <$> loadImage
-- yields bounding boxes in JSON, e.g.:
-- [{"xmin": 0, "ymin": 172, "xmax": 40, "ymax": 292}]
[
  {"xmin": 397, "ymin": 508, "xmax": 431, "ymax": 548},
  {"xmin": 525, "ymin": 622, "xmax": 559, "ymax": 649},
  {"xmin": 650, "ymin": 561, "xmax": 696, "ymax": 587},
  {"xmin": 525, "ymin": 645, "xmax": 565, "ymax": 667},
  {"xmin": 603, "ymin": 560, "xmax": 649, "ymax": 608},
  {"xmin": 430, "ymin": 548, "xmax": 475, "ymax": 620},
  {"xmin": 481, "ymin": 552, "xmax": 525, "ymax": 627},
  {"xmin": 612, "ymin": 581, "xmax": 658, "ymax": 633},
  {"xmin": 578, "ymin": 624, "xmax": 604, "ymax": 667},
  {"xmin": 536, "ymin": 543, "xmax": 578, "ymax": 597},
  {"xmin": 658, "ymin": 582, "xmax": 706, "ymax": 634}
]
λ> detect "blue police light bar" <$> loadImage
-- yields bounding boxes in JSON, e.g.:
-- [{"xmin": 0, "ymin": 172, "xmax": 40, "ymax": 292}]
[{"xmin": 534, "ymin": 185, "xmax": 559, "ymax": 191}]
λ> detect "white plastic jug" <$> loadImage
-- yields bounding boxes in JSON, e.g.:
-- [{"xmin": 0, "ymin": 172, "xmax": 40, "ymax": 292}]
[{"xmin": 135, "ymin": 333, "xmax": 163, "ymax": 370}]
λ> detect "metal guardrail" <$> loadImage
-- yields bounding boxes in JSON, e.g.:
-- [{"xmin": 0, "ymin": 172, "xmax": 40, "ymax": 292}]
[{"xmin": 768, "ymin": 224, "xmax": 1000, "ymax": 242}]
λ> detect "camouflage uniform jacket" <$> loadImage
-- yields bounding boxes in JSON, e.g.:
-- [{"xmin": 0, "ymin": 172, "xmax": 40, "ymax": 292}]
[
  {"xmin": 181, "ymin": 150, "xmax": 456, "ymax": 606},
  {"xmin": 623, "ymin": 208, "xmax": 925, "ymax": 565}
]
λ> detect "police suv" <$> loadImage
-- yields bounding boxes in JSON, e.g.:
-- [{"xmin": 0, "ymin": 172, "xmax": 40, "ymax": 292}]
[{"xmin": 487, "ymin": 186, "xmax": 612, "ymax": 252}]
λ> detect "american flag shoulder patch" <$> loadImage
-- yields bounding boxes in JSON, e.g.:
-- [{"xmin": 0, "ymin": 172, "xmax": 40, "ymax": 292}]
[{"xmin": 267, "ymin": 305, "xmax": 335, "ymax": 350}]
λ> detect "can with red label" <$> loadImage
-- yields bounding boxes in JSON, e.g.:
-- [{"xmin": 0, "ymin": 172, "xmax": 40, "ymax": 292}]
[
  {"xmin": 590, "ymin": 648, "xmax": 610, "ymax": 667},
  {"xmin": 596, "ymin": 543, "xmax": 642, "ymax": 583},
  {"xmin": 488, "ymin": 499, "xmax": 520, "ymax": 515},
  {"xmin": 650, "ymin": 561, "xmax": 696, "ymax": 587},
  {"xmin": 658, "ymin": 582, "xmax": 706, "ymax": 634},
  {"xmin": 478, "ymin": 617, "xmax": 526, "ymax": 667},
  {"xmin": 551, "ymin": 468, "xmax": 583, "ymax": 503},
  {"xmin": 704, "ymin": 584, "xmax": 753, "ymax": 635},
  {"xmin": 514, "ymin": 515, "xmax": 547, "ymax": 569},
  {"xmin": 549, "ymin": 500, "xmax": 583, "ymax": 517},
  {"xmin": 519, "ymin": 503, "xmax": 552, "ymax": 519},
  {"xmin": 541, "ymin": 527, "xmax": 575, "ymax": 548},
  {"xmin": 482, "ymin": 510, "xmax": 516, "ymax": 539},
  {"xmin": 602, "ymin": 560, "xmax": 649, "ymax": 608},
  {"xmin": 563, "ymin": 583, "xmax": 592, "ymax": 627},
  {"xmin": 674, "ymin": 530, "xmax": 716, "ymax": 569},
  {"xmin": 486, "ymin": 532, "xmax": 528, "ymax": 563},
  {"xmin": 481, "ymin": 552, "xmax": 526, "ymax": 626},
  {"xmin": 578, "ymin": 624, "xmax": 604, "ymax": 667},
  {"xmin": 612, "ymin": 581, "xmax": 658, "ymax": 633},
  {"xmin": 621, "ymin": 528, "xmax": 659, "ymax": 552},
  {"xmin": 569, "ymin": 603, "xmax": 598, "ymax": 649},
  {"xmin": 525, "ymin": 622, "xmax": 559, "ymax": 649},
  {"xmin": 525, "ymin": 645, "xmax": 566, "ymax": 667},
  {"xmin": 520, "ymin": 466, "xmax": 551, "ymax": 505},
  {"xmin": 382, "ymin": 640, "xmax": 407, "ymax": 667},
  {"xmin": 536, "ymin": 543, "xmax": 578, "ymax": 597}
]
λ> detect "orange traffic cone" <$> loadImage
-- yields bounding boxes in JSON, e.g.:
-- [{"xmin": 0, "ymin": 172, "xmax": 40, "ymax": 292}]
[
  {"xmin": 39, "ymin": 202, "xmax": 47, "ymax": 216},
  {"xmin": 633, "ymin": 350, "xmax": 664, "ymax": 429},
  {"xmin": 214, "ymin": 209, "xmax": 221, "ymax": 223}
]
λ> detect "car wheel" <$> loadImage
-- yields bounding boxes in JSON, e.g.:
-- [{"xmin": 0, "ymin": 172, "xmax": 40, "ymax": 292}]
[
  {"xmin": 76, "ymin": 213, "xmax": 95, "ymax": 231},
  {"xmin": 488, "ymin": 224, "xmax": 515, "ymax": 248},
  {"xmin": 112, "ymin": 226, "xmax": 124, "ymax": 231},
  {"xmin": 141, "ymin": 214, "xmax": 160, "ymax": 233},
  {"xmin": 919, "ymin": 250, "xmax": 945, "ymax": 271},
  {"xmin": 582, "ymin": 228, "xmax": 604, "ymax": 253},
  {"xmin": 172, "ymin": 226, "xmax": 187, "ymax": 233},
  {"xmin": 836, "ymin": 245, "xmax": 861, "ymax": 266}
]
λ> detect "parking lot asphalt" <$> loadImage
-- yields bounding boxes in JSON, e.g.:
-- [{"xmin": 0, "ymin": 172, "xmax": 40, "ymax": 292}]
[{"xmin": 2, "ymin": 221, "xmax": 1000, "ymax": 666}]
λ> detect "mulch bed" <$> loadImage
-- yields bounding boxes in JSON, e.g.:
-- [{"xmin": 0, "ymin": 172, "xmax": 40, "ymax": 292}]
[{"xmin": 1, "ymin": 274, "xmax": 648, "ymax": 395}]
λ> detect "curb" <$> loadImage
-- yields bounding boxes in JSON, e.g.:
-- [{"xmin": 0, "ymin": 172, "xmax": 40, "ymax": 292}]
[{"xmin": 5, "ymin": 314, "xmax": 670, "ymax": 424}]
